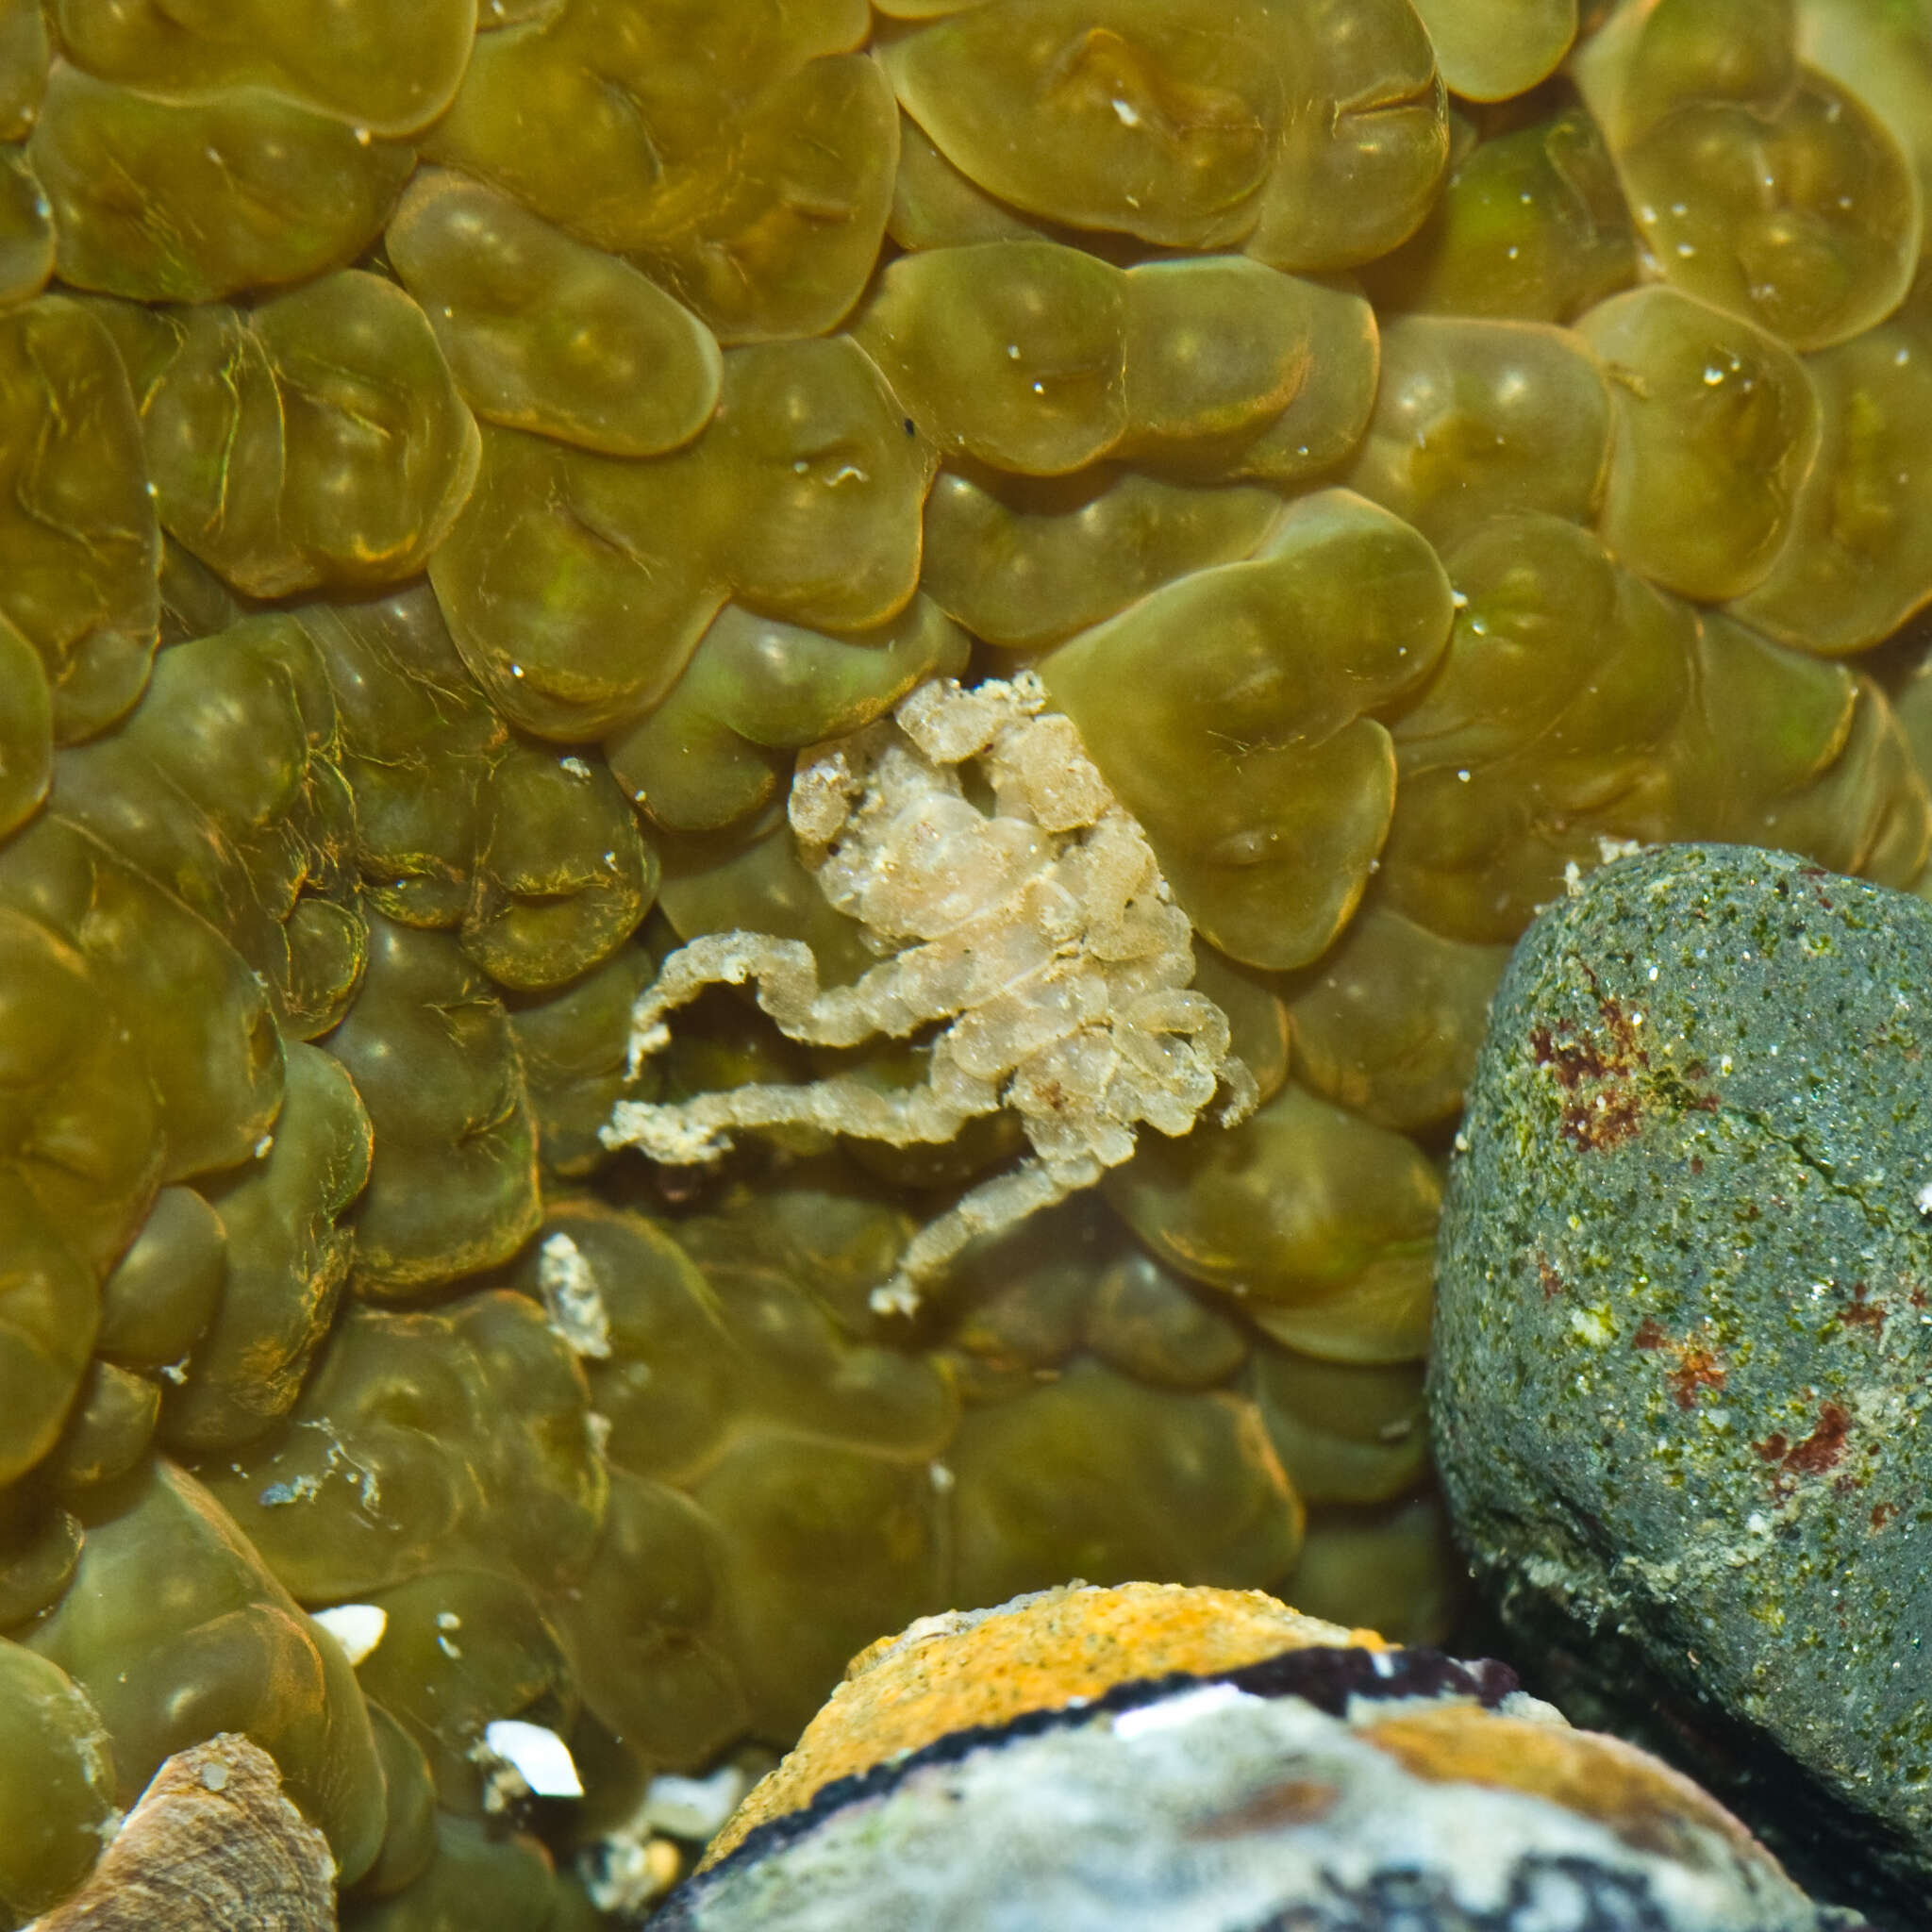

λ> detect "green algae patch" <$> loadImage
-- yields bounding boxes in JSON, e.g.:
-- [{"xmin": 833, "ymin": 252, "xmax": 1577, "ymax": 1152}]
[{"xmin": 1432, "ymin": 841, "xmax": 1932, "ymax": 1920}]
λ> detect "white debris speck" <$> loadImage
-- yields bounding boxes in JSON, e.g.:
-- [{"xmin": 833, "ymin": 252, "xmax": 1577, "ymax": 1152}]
[
  {"xmin": 580, "ymin": 1762, "xmax": 758, "ymax": 1911},
  {"xmin": 482, "ymin": 1720, "xmax": 584, "ymax": 1800},
  {"xmin": 254, "ymin": 1135, "xmax": 275, "ymax": 1159},
  {"xmin": 1110, "ymin": 96, "xmax": 1141, "ymax": 126},
  {"xmin": 1113, "ymin": 1682, "xmax": 1256, "ymax": 1741},
  {"xmin": 291, "ymin": 1417, "xmax": 386, "ymax": 1517},
  {"xmin": 312, "ymin": 1603, "xmax": 388, "ymax": 1665},
  {"xmin": 1916, "ymin": 1180, "xmax": 1932, "ymax": 1217},
  {"xmin": 538, "ymin": 1232, "xmax": 612, "ymax": 1359},
  {"xmin": 1498, "ymin": 1690, "xmax": 1568, "ymax": 1726},
  {"xmin": 581, "ymin": 1833, "xmax": 683, "ymax": 1913},
  {"xmin": 559, "ymin": 756, "xmax": 592, "ymax": 779},
  {"xmin": 641, "ymin": 1764, "xmax": 752, "ymax": 1840},
  {"xmin": 258, "ymin": 1474, "xmax": 323, "ymax": 1508}
]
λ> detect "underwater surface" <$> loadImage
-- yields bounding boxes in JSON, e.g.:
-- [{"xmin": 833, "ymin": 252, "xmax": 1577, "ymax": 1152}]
[{"xmin": 2, "ymin": 0, "xmax": 1931, "ymax": 1920}]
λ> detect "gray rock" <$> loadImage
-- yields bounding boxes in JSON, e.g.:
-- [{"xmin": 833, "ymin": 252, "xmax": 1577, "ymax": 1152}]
[{"xmin": 1432, "ymin": 843, "xmax": 1932, "ymax": 1924}]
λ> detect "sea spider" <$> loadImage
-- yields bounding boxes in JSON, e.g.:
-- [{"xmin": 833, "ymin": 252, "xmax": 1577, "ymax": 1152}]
[{"xmin": 602, "ymin": 671, "xmax": 1257, "ymax": 1314}]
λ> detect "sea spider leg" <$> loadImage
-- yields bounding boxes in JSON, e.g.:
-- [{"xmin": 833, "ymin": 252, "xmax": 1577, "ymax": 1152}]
[
  {"xmin": 871, "ymin": 1152, "xmax": 1100, "ymax": 1318},
  {"xmin": 624, "ymin": 932, "xmax": 829, "ymax": 1074},
  {"xmin": 623, "ymin": 928, "xmax": 967, "ymax": 1073},
  {"xmin": 608, "ymin": 673, "xmax": 1257, "ymax": 1324},
  {"xmin": 605, "ymin": 1068, "xmax": 987, "ymax": 1169}
]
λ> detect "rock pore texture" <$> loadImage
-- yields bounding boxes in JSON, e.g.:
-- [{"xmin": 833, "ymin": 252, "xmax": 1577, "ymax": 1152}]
[{"xmin": 1433, "ymin": 842, "xmax": 1932, "ymax": 1924}]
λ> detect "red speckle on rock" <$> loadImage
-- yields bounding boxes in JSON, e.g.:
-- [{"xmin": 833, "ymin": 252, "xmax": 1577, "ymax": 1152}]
[
  {"xmin": 1532, "ymin": 1022, "xmax": 1615, "ymax": 1088},
  {"xmin": 1840, "ymin": 1284, "xmax": 1886, "ymax": 1336},
  {"xmin": 1769, "ymin": 1402, "xmax": 1853, "ymax": 1477},
  {"xmin": 1528, "ymin": 976, "xmax": 1717, "ymax": 1155},
  {"xmin": 1558, "ymin": 1091, "xmax": 1642, "ymax": 1154},
  {"xmin": 1667, "ymin": 1343, "xmax": 1726, "ymax": 1411},
  {"xmin": 1872, "ymin": 1502, "xmax": 1898, "ymax": 1530},
  {"xmin": 1797, "ymin": 866, "xmax": 1836, "ymax": 912},
  {"xmin": 1529, "ymin": 1020, "xmax": 1638, "ymax": 1152},
  {"xmin": 1630, "ymin": 1322, "xmax": 1724, "ymax": 1406}
]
